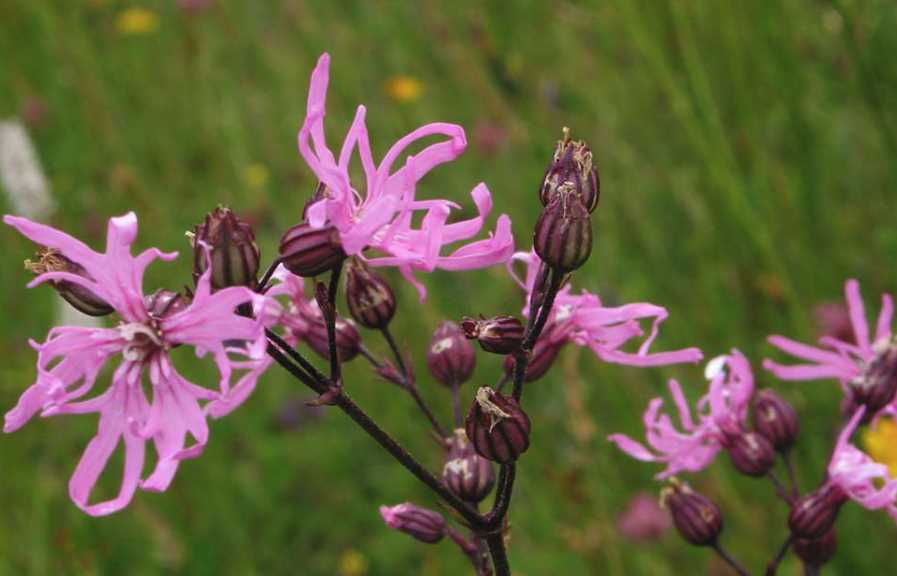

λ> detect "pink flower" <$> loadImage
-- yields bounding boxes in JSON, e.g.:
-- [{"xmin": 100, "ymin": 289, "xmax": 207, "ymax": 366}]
[
  {"xmin": 826, "ymin": 406, "xmax": 897, "ymax": 520},
  {"xmin": 508, "ymin": 250, "xmax": 703, "ymax": 367},
  {"xmin": 3, "ymin": 213, "xmax": 269, "ymax": 515},
  {"xmin": 608, "ymin": 351, "xmax": 754, "ymax": 478},
  {"xmin": 616, "ymin": 492, "xmax": 671, "ymax": 542},
  {"xmin": 763, "ymin": 279, "xmax": 894, "ymax": 390},
  {"xmin": 298, "ymin": 53, "xmax": 514, "ymax": 300}
]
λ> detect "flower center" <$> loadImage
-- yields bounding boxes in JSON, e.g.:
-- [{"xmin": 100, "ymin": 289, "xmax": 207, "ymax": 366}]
[{"xmin": 119, "ymin": 321, "xmax": 166, "ymax": 362}]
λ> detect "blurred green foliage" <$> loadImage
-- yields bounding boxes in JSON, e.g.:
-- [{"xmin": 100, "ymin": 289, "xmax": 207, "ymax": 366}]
[{"xmin": 1, "ymin": 0, "xmax": 896, "ymax": 574}]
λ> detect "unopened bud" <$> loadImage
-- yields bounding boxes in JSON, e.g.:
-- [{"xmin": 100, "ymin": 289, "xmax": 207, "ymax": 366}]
[
  {"xmin": 379, "ymin": 503, "xmax": 446, "ymax": 544},
  {"xmin": 533, "ymin": 193, "xmax": 592, "ymax": 273},
  {"xmin": 442, "ymin": 429, "xmax": 496, "ymax": 504},
  {"xmin": 192, "ymin": 207, "xmax": 260, "ymax": 290},
  {"xmin": 461, "ymin": 315, "xmax": 524, "ymax": 355},
  {"xmin": 794, "ymin": 528, "xmax": 837, "ymax": 569},
  {"xmin": 660, "ymin": 480, "xmax": 723, "ymax": 547},
  {"xmin": 279, "ymin": 222, "xmax": 346, "ymax": 278},
  {"xmin": 502, "ymin": 327, "xmax": 563, "ymax": 383},
  {"xmin": 724, "ymin": 431, "xmax": 775, "ymax": 477},
  {"xmin": 849, "ymin": 345, "xmax": 897, "ymax": 420},
  {"xmin": 144, "ymin": 289, "xmax": 189, "ymax": 319},
  {"xmin": 345, "ymin": 259, "xmax": 396, "ymax": 329},
  {"xmin": 427, "ymin": 321, "xmax": 476, "ymax": 387},
  {"xmin": 540, "ymin": 128, "xmax": 600, "ymax": 213},
  {"xmin": 751, "ymin": 389, "xmax": 799, "ymax": 452},
  {"xmin": 303, "ymin": 315, "xmax": 361, "ymax": 363},
  {"xmin": 789, "ymin": 483, "xmax": 847, "ymax": 540},
  {"xmin": 25, "ymin": 249, "xmax": 114, "ymax": 316},
  {"xmin": 465, "ymin": 387, "xmax": 531, "ymax": 463}
]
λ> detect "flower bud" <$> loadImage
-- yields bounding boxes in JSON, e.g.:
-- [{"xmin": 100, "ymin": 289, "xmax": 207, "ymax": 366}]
[
  {"xmin": 279, "ymin": 222, "xmax": 346, "ymax": 278},
  {"xmin": 461, "ymin": 315, "xmax": 524, "ymax": 355},
  {"xmin": 345, "ymin": 259, "xmax": 396, "ymax": 329},
  {"xmin": 794, "ymin": 528, "xmax": 837, "ymax": 569},
  {"xmin": 379, "ymin": 503, "xmax": 446, "ymax": 544},
  {"xmin": 442, "ymin": 429, "xmax": 496, "ymax": 504},
  {"xmin": 192, "ymin": 207, "xmax": 260, "ymax": 290},
  {"xmin": 751, "ymin": 389, "xmax": 799, "ymax": 452},
  {"xmin": 465, "ymin": 387, "xmax": 531, "ymax": 463},
  {"xmin": 849, "ymin": 345, "xmax": 897, "ymax": 420},
  {"xmin": 303, "ymin": 315, "xmax": 361, "ymax": 363},
  {"xmin": 724, "ymin": 431, "xmax": 775, "ymax": 477},
  {"xmin": 427, "ymin": 321, "xmax": 476, "ymax": 387},
  {"xmin": 660, "ymin": 480, "xmax": 723, "ymax": 547},
  {"xmin": 540, "ymin": 128, "xmax": 600, "ymax": 213},
  {"xmin": 144, "ymin": 289, "xmax": 188, "ymax": 319},
  {"xmin": 788, "ymin": 483, "xmax": 847, "ymax": 540},
  {"xmin": 25, "ymin": 250, "xmax": 114, "ymax": 316},
  {"xmin": 533, "ymin": 193, "xmax": 592, "ymax": 273},
  {"xmin": 502, "ymin": 328, "xmax": 563, "ymax": 383}
]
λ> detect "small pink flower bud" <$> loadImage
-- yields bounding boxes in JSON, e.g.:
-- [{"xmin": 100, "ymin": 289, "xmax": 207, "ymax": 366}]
[
  {"xmin": 461, "ymin": 315, "xmax": 524, "ymax": 355},
  {"xmin": 849, "ymin": 345, "xmax": 897, "ymax": 420},
  {"xmin": 540, "ymin": 128, "xmax": 600, "ymax": 213},
  {"xmin": 442, "ymin": 429, "xmax": 496, "ymax": 504},
  {"xmin": 533, "ymin": 192, "xmax": 592, "ymax": 273},
  {"xmin": 427, "ymin": 321, "xmax": 476, "ymax": 387},
  {"xmin": 724, "ymin": 431, "xmax": 776, "ymax": 477},
  {"xmin": 789, "ymin": 484, "xmax": 847, "ymax": 540},
  {"xmin": 465, "ymin": 387, "xmax": 531, "ymax": 463},
  {"xmin": 379, "ymin": 503, "xmax": 446, "ymax": 544},
  {"xmin": 279, "ymin": 222, "xmax": 346, "ymax": 278},
  {"xmin": 192, "ymin": 207, "xmax": 261, "ymax": 290},
  {"xmin": 345, "ymin": 259, "xmax": 396, "ymax": 330},
  {"xmin": 25, "ymin": 249, "xmax": 114, "ymax": 316},
  {"xmin": 144, "ymin": 289, "xmax": 189, "ymax": 319},
  {"xmin": 660, "ymin": 480, "xmax": 723, "ymax": 547},
  {"xmin": 502, "ymin": 328, "xmax": 563, "ymax": 383},
  {"xmin": 303, "ymin": 315, "xmax": 361, "ymax": 363},
  {"xmin": 751, "ymin": 389, "xmax": 799, "ymax": 452},
  {"xmin": 794, "ymin": 528, "xmax": 837, "ymax": 569}
]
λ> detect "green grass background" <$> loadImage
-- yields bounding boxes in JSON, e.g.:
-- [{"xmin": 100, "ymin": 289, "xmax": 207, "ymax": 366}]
[{"xmin": 1, "ymin": 0, "xmax": 896, "ymax": 574}]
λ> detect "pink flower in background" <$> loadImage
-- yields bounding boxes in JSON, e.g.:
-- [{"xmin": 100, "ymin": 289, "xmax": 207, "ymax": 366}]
[
  {"xmin": 298, "ymin": 53, "xmax": 514, "ymax": 300},
  {"xmin": 608, "ymin": 351, "xmax": 754, "ymax": 478},
  {"xmin": 825, "ymin": 407, "xmax": 897, "ymax": 520},
  {"xmin": 814, "ymin": 301, "xmax": 855, "ymax": 344},
  {"xmin": 508, "ymin": 250, "xmax": 703, "ymax": 367},
  {"xmin": 3, "ymin": 213, "xmax": 268, "ymax": 515},
  {"xmin": 617, "ymin": 492, "xmax": 671, "ymax": 542},
  {"xmin": 763, "ymin": 279, "xmax": 893, "ymax": 388}
]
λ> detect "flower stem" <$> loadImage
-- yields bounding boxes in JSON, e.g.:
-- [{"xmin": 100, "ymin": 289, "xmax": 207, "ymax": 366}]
[
  {"xmin": 324, "ymin": 262, "xmax": 344, "ymax": 384},
  {"xmin": 256, "ymin": 257, "xmax": 282, "ymax": 293},
  {"xmin": 711, "ymin": 542, "xmax": 751, "ymax": 576},
  {"xmin": 485, "ymin": 533, "xmax": 510, "ymax": 576},
  {"xmin": 783, "ymin": 450, "xmax": 800, "ymax": 498},
  {"xmin": 765, "ymin": 534, "xmax": 794, "ymax": 576}
]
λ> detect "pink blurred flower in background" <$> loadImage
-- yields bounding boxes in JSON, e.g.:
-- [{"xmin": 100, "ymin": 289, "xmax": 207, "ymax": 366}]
[
  {"xmin": 298, "ymin": 53, "xmax": 514, "ymax": 300},
  {"xmin": 617, "ymin": 492, "xmax": 671, "ymax": 542},
  {"xmin": 608, "ymin": 351, "xmax": 754, "ymax": 478},
  {"xmin": 814, "ymin": 301, "xmax": 855, "ymax": 344},
  {"xmin": 3, "ymin": 213, "xmax": 268, "ymax": 515},
  {"xmin": 508, "ymin": 250, "xmax": 703, "ymax": 367}
]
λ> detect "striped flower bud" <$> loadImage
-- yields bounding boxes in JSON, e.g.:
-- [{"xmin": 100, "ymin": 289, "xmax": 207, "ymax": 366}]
[
  {"xmin": 279, "ymin": 222, "xmax": 346, "ymax": 278},
  {"xmin": 660, "ymin": 480, "xmax": 723, "ymax": 547},
  {"xmin": 192, "ymin": 207, "xmax": 260, "ymax": 290},
  {"xmin": 751, "ymin": 389, "xmax": 799, "ymax": 453},
  {"xmin": 465, "ymin": 387, "xmax": 531, "ymax": 463},
  {"xmin": 789, "ymin": 484, "xmax": 847, "ymax": 540},
  {"xmin": 345, "ymin": 259, "xmax": 396, "ymax": 329},
  {"xmin": 144, "ymin": 289, "xmax": 189, "ymax": 319},
  {"xmin": 461, "ymin": 315, "xmax": 524, "ymax": 355},
  {"xmin": 724, "ymin": 430, "xmax": 775, "ymax": 477},
  {"xmin": 540, "ymin": 128, "xmax": 600, "ymax": 213},
  {"xmin": 849, "ymin": 345, "xmax": 897, "ymax": 420},
  {"xmin": 533, "ymin": 192, "xmax": 592, "ymax": 273},
  {"xmin": 794, "ymin": 528, "xmax": 837, "ymax": 569},
  {"xmin": 25, "ymin": 249, "xmax": 114, "ymax": 316},
  {"xmin": 303, "ymin": 315, "xmax": 361, "ymax": 363},
  {"xmin": 442, "ymin": 429, "xmax": 496, "ymax": 504},
  {"xmin": 379, "ymin": 503, "xmax": 446, "ymax": 544},
  {"xmin": 427, "ymin": 321, "xmax": 476, "ymax": 387}
]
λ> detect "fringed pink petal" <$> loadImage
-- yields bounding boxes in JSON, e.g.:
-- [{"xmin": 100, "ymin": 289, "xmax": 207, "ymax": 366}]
[{"xmin": 845, "ymin": 279, "xmax": 871, "ymax": 352}]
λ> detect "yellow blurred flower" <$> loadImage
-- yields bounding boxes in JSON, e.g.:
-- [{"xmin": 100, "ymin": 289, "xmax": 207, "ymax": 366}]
[
  {"xmin": 862, "ymin": 417, "xmax": 897, "ymax": 477},
  {"xmin": 116, "ymin": 7, "xmax": 159, "ymax": 36},
  {"xmin": 337, "ymin": 549, "xmax": 368, "ymax": 576},
  {"xmin": 384, "ymin": 75, "xmax": 423, "ymax": 103},
  {"xmin": 244, "ymin": 163, "xmax": 269, "ymax": 189}
]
